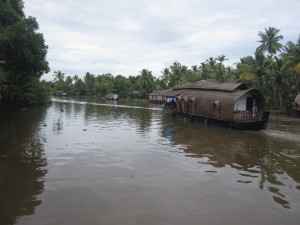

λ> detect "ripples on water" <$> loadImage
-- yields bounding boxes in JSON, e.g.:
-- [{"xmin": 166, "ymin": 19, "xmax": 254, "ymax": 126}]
[{"xmin": 0, "ymin": 98, "xmax": 300, "ymax": 225}]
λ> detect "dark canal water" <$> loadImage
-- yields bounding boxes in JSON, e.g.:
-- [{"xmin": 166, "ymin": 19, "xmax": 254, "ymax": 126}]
[{"xmin": 1, "ymin": 97, "xmax": 300, "ymax": 225}]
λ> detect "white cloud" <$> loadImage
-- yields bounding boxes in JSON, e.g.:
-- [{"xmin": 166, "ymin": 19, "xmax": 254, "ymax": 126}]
[{"xmin": 23, "ymin": 0, "xmax": 300, "ymax": 81}]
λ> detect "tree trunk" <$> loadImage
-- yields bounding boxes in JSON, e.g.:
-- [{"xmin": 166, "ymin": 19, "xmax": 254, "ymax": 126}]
[
  {"xmin": 272, "ymin": 82, "xmax": 277, "ymax": 108},
  {"xmin": 278, "ymin": 83, "xmax": 283, "ymax": 108},
  {"xmin": 295, "ymin": 73, "xmax": 299, "ymax": 94}
]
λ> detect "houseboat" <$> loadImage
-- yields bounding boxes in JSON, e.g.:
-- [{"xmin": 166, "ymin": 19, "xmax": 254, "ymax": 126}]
[
  {"xmin": 150, "ymin": 80, "xmax": 270, "ymax": 130},
  {"xmin": 287, "ymin": 93, "xmax": 300, "ymax": 116},
  {"xmin": 56, "ymin": 91, "xmax": 68, "ymax": 96},
  {"xmin": 105, "ymin": 93, "xmax": 118, "ymax": 100},
  {"xmin": 149, "ymin": 89, "xmax": 181, "ymax": 104}
]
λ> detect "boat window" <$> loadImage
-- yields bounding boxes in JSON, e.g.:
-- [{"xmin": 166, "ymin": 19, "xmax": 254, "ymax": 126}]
[{"xmin": 213, "ymin": 101, "xmax": 220, "ymax": 112}]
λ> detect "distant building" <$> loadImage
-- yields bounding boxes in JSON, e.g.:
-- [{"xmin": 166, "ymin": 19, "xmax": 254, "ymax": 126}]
[
  {"xmin": 56, "ymin": 91, "xmax": 68, "ymax": 96},
  {"xmin": 105, "ymin": 93, "xmax": 118, "ymax": 100}
]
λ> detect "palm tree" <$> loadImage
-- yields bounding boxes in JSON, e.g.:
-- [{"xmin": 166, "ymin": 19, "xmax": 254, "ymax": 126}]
[
  {"xmin": 257, "ymin": 27, "xmax": 283, "ymax": 56},
  {"xmin": 199, "ymin": 62, "xmax": 209, "ymax": 80},
  {"xmin": 53, "ymin": 70, "xmax": 65, "ymax": 82},
  {"xmin": 84, "ymin": 72, "xmax": 95, "ymax": 96},
  {"xmin": 187, "ymin": 65, "xmax": 200, "ymax": 82},
  {"xmin": 283, "ymin": 39, "xmax": 300, "ymax": 93},
  {"xmin": 170, "ymin": 61, "xmax": 184, "ymax": 85},
  {"xmin": 271, "ymin": 57, "xmax": 285, "ymax": 107},
  {"xmin": 216, "ymin": 55, "xmax": 228, "ymax": 81},
  {"xmin": 216, "ymin": 55, "xmax": 228, "ymax": 64},
  {"xmin": 161, "ymin": 68, "xmax": 171, "ymax": 88},
  {"xmin": 206, "ymin": 57, "xmax": 217, "ymax": 80},
  {"xmin": 137, "ymin": 69, "xmax": 154, "ymax": 98}
]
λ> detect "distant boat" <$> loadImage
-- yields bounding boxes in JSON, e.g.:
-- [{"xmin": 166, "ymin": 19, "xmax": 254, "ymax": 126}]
[
  {"xmin": 56, "ymin": 91, "xmax": 68, "ymax": 96},
  {"xmin": 105, "ymin": 93, "xmax": 118, "ymax": 100},
  {"xmin": 287, "ymin": 93, "xmax": 300, "ymax": 116},
  {"xmin": 149, "ymin": 80, "xmax": 270, "ymax": 130}
]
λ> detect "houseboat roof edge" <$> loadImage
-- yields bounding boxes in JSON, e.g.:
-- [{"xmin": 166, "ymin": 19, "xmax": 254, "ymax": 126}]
[{"xmin": 172, "ymin": 80, "xmax": 248, "ymax": 92}]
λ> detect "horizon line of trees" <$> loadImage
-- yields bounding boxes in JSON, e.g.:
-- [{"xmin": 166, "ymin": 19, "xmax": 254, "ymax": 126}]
[
  {"xmin": 0, "ymin": 1, "xmax": 299, "ymax": 108},
  {"xmin": 47, "ymin": 28, "xmax": 300, "ymax": 109}
]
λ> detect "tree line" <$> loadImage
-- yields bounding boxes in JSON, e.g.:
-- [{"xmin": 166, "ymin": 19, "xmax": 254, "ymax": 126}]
[
  {"xmin": 0, "ymin": 1, "xmax": 299, "ymax": 109},
  {"xmin": 48, "ymin": 27, "xmax": 300, "ymax": 109}
]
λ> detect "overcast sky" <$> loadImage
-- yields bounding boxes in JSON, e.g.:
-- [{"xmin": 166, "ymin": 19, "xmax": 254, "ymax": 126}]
[{"xmin": 24, "ymin": 0, "xmax": 300, "ymax": 81}]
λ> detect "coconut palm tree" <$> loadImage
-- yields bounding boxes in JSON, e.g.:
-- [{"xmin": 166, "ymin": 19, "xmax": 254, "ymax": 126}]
[
  {"xmin": 257, "ymin": 27, "xmax": 283, "ymax": 56},
  {"xmin": 199, "ymin": 62, "xmax": 209, "ymax": 80},
  {"xmin": 170, "ymin": 61, "xmax": 184, "ymax": 85},
  {"xmin": 283, "ymin": 38, "xmax": 300, "ymax": 93},
  {"xmin": 216, "ymin": 55, "xmax": 228, "ymax": 81},
  {"xmin": 137, "ymin": 69, "xmax": 154, "ymax": 98},
  {"xmin": 206, "ymin": 57, "xmax": 217, "ymax": 80},
  {"xmin": 216, "ymin": 55, "xmax": 228, "ymax": 64},
  {"xmin": 161, "ymin": 68, "xmax": 171, "ymax": 88},
  {"xmin": 53, "ymin": 70, "xmax": 65, "ymax": 82},
  {"xmin": 84, "ymin": 72, "xmax": 95, "ymax": 96},
  {"xmin": 236, "ymin": 51, "xmax": 269, "ymax": 90}
]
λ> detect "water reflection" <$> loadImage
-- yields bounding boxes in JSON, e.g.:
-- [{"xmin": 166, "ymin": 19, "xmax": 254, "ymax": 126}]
[
  {"xmin": 161, "ymin": 116, "xmax": 300, "ymax": 209},
  {"xmin": 0, "ymin": 106, "xmax": 48, "ymax": 224},
  {"xmin": 81, "ymin": 100, "xmax": 155, "ymax": 135},
  {"xmin": 2, "ymin": 98, "xmax": 299, "ymax": 225}
]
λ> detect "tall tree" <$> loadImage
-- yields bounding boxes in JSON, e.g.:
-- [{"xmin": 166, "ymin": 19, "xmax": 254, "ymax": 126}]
[
  {"xmin": 84, "ymin": 72, "xmax": 95, "ymax": 96},
  {"xmin": 169, "ymin": 61, "xmax": 185, "ymax": 86},
  {"xmin": 161, "ymin": 68, "xmax": 171, "ymax": 88},
  {"xmin": 0, "ymin": 0, "xmax": 49, "ymax": 104},
  {"xmin": 216, "ymin": 54, "xmax": 228, "ymax": 81},
  {"xmin": 265, "ymin": 57, "xmax": 288, "ymax": 108},
  {"xmin": 114, "ymin": 75, "xmax": 130, "ymax": 99},
  {"xmin": 53, "ymin": 70, "xmax": 65, "ymax": 82},
  {"xmin": 282, "ymin": 38, "xmax": 300, "ymax": 93},
  {"xmin": 236, "ymin": 51, "xmax": 268, "ymax": 90},
  {"xmin": 137, "ymin": 69, "xmax": 154, "ymax": 99},
  {"xmin": 199, "ymin": 62, "xmax": 209, "ymax": 80},
  {"xmin": 257, "ymin": 27, "xmax": 283, "ymax": 56},
  {"xmin": 206, "ymin": 57, "xmax": 218, "ymax": 80}
]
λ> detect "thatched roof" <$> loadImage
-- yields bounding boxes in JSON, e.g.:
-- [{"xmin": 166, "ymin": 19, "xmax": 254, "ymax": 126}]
[
  {"xmin": 149, "ymin": 81, "xmax": 249, "ymax": 98},
  {"xmin": 149, "ymin": 89, "xmax": 181, "ymax": 97},
  {"xmin": 173, "ymin": 80, "xmax": 248, "ymax": 92},
  {"xmin": 179, "ymin": 88, "xmax": 263, "ymax": 101}
]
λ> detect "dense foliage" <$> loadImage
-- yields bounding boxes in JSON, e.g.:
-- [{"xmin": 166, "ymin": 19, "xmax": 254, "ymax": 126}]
[{"xmin": 0, "ymin": 0, "xmax": 49, "ymax": 104}]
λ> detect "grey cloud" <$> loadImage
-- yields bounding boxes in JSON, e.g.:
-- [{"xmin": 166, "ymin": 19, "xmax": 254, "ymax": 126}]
[{"xmin": 24, "ymin": 0, "xmax": 300, "ymax": 81}]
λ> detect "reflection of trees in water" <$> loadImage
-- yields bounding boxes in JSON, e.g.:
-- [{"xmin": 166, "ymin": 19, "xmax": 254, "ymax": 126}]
[
  {"xmin": 0, "ymin": 106, "xmax": 48, "ymax": 224},
  {"xmin": 127, "ymin": 108, "xmax": 152, "ymax": 134},
  {"xmin": 52, "ymin": 119, "xmax": 63, "ymax": 135},
  {"xmin": 52, "ymin": 102, "xmax": 68, "ymax": 134},
  {"xmin": 161, "ymin": 119, "xmax": 300, "ymax": 209},
  {"xmin": 53, "ymin": 98, "xmax": 154, "ymax": 135},
  {"xmin": 83, "ymin": 103, "xmax": 153, "ymax": 134}
]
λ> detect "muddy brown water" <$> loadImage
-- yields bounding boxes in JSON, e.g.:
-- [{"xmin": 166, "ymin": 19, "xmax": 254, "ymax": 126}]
[{"xmin": 0, "ymin": 98, "xmax": 300, "ymax": 225}]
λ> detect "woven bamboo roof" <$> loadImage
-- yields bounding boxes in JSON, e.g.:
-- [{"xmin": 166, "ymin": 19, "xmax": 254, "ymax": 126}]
[
  {"xmin": 179, "ymin": 88, "xmax": 264, "ymax": 102},
  {"xmin": 173, "ymin": 80, "xmax": 248, "ymax": 92},
  {"xmin": 149, "ymin": 89, "xmax": 181, "ymax": 96}
]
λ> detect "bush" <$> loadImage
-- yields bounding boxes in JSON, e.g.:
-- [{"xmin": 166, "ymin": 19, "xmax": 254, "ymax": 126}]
[{"xmin": 14, "ymin": 77, "xmax": 50, "ymax": 105}]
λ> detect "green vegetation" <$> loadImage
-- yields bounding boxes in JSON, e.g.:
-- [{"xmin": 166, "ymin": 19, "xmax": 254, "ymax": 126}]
[
  {"xmin": 0, "ymin": 1, "xmax": 299, "ymax": 109},
  {"xmin": 0, "ymin": 0, "xmax": 49, "ymax": 105},
  {"xmin": 48, "ymin": 28, "xmax": 300, "ymax": 110}
]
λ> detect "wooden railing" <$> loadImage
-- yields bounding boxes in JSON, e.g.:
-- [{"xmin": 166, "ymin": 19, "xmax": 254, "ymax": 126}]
[{"xmin": 233, "ymin": 111, "xmax": 263, "ymax": 121}]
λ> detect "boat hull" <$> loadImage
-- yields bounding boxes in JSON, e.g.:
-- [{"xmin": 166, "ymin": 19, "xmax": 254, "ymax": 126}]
[
  {"xmin": 174, "ymin": 112, "xmax": 270, "ymax": 130},
  {"xmin": 286, "ymin": 107, "xmax": 300, "ymax": 116}
]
